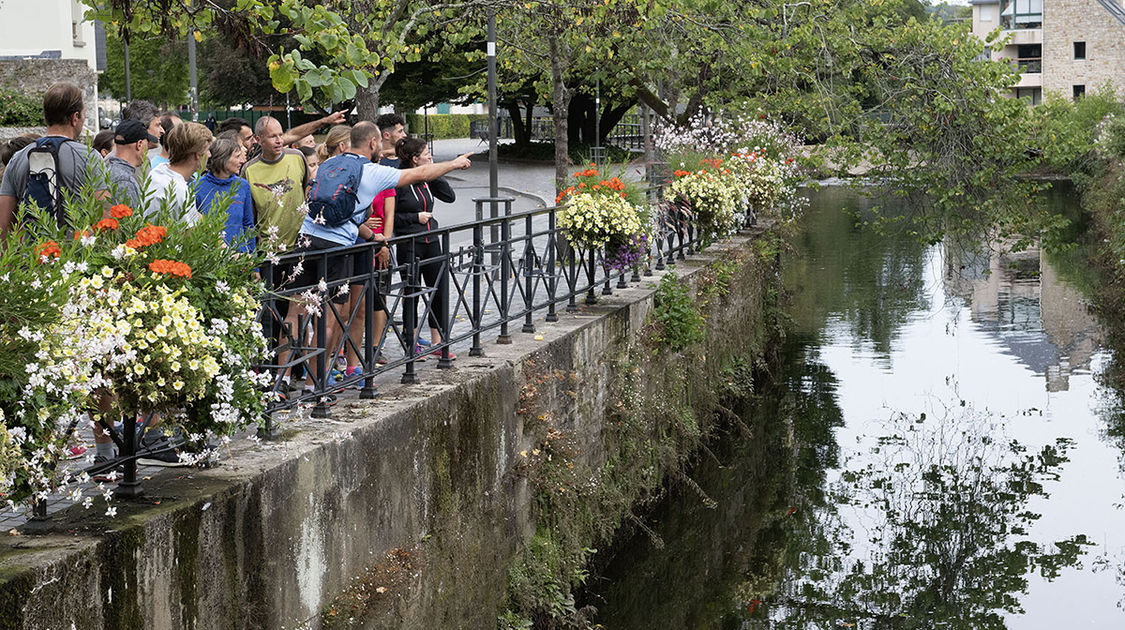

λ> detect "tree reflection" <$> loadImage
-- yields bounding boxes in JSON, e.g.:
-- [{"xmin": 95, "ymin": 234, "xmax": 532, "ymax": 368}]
[
  {"xmin": 765, "ymin": 404, "xmax": 1090, "ymax": 629},
  {"xmin": 785, "ymin": 187, "xmax": 929, "ymax": 361}
]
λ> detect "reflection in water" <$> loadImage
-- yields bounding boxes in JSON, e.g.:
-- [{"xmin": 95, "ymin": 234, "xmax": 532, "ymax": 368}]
[
  {"xmin": 777, "ymin": 404, "xmax": 1087, "ymax": 629},
  {"xmin": 945, "ymin": 241, "xmax": 1101, "ymax": 392},
  {"xmin": 592, "ymin": 186, "xmax": 1125, "ymax": 629}
]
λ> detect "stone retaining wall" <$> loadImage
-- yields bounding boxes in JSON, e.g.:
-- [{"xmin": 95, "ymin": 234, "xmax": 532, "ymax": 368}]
[{"xmin": 0, "ymin": 230, "xmax": 776, "ymax": 630}]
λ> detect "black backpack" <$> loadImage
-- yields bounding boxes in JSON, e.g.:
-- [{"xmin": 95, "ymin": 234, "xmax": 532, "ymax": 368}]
[
  {"xmin": 307, "ymin": 152, "xmax": 368, "ymax": 228},
  {"xmin": 24, "ymin": 136, "xmax": 74, "ymax": 227}
]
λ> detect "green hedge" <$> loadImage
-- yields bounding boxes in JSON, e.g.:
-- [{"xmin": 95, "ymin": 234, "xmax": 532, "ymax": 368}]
[
  {"xmin": 0, "ymin": 87, "xmax": 42, "ymax": 127},
  {"xmin": 404, "ymin": 113, "xmax": 488, "ymax": 139}
]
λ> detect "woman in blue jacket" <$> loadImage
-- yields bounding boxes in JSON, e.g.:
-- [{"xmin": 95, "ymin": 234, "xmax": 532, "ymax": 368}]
[{"xmin": 195, "ymin": 136, "xmax": 255, "ymax": 252}]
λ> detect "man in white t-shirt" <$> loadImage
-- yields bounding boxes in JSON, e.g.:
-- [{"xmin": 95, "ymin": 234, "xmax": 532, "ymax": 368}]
[{"xmin": 145, "ymin": 122, "xmax": 212, "ymax": 223}]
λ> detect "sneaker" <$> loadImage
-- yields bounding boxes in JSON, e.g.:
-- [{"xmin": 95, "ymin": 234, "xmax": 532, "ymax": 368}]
[
  {"xmin": 66, "ymin": 444, "xmax": 89, "ymax": 460},
  {"xmin": 90, "ymin": 454, "xmax": 123, "ymax": 483},
  {"xmin": 430, "ymin": 349, "xmax": 457, "ymax": 360},
  {"xmin": 343, "ymin": 366, "xmax": 363, "ymax": 389},
  {"xmin": 416, "ymin": 337, "xmax": 432, "ymax": 347},
  {"xmin": 137, "ymin": 433, "xmax": 189, "ymax": 467},
  {"xmin": 374, "ymin": 352, "xmax": 388, "ymax": 366},
  {"xmin": 412, "ymin": 344, "xmax": 428, "ymax": 361}
]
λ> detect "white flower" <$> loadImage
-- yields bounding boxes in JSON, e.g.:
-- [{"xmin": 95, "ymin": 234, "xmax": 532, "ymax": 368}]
[{"xmin": 105, "ymin": 506, "xmax": 117, "ymax": 517}]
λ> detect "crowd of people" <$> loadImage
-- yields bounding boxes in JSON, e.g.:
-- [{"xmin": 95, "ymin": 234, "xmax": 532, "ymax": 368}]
[{"xmin": 0, "ymin": 82, "xmax": 471, "ymax": 474}]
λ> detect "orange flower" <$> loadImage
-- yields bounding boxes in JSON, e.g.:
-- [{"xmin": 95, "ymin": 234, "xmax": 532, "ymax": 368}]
[
  {"xmin": 35, "ymin": 241, "xmax": 61, "ymax": 262},
  {"xmin": 109, "ymin": 204, "xmax": 134, "ymax": 219},
  {"xmin": 73, "ymin": 229, "xmax": 90, "ymax": 240},
  {"xmin": 148, "ymin": 259, "xmax": 192, "ymax": 279},
  {"xmin": 673, "ymin": 169, "xmax": 691, "ymax": 178},
  {"xmin": 94, "ymin": 217, "xmax": 118, "ymax": 232},
  {"xmin": 125, "ymin": 224, "xmax": 167, "ymax": 249}
]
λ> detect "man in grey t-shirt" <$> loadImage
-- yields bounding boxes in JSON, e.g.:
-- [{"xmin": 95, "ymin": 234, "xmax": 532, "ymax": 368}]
[
  {"xmin": 0, "ymin": 82, "xmax": 106, "ymax": 239},
  {"xmin": 105, "ymin": 119, "xmax": 158, "ymax": 206}
]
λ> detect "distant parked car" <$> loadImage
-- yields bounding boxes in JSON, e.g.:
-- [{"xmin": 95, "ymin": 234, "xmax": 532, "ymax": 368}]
[{"xmin": 99, "ymin": 107, "xmax": 112, "ymax": 130}]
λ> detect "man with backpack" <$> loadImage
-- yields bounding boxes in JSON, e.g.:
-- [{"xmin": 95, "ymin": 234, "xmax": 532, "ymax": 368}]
[
  {"xmin": 294, "ymin": 121, "xmax": 470, "ymax": 394},
  {"xmin": 0, "ymin": 82, "xmax": 106, "ymax": 240}
]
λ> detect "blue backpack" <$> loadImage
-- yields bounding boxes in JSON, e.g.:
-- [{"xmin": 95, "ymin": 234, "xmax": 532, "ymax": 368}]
[
  {"xmin": 24, "ymin": 137, "xmax": 74, "ymax": 227},
  {"xmin": 307, "ymin": 152, "xmax": 368, "ymax": 228}
]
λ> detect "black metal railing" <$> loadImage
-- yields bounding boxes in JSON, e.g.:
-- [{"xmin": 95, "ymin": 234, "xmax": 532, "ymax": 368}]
[
  {"xmin": 255, "ymin": 184, "xmax": 700, "ymax": 431},
  {"xmin": 31, "ymin": 178, "xmax": 713, "ymax": 514}
]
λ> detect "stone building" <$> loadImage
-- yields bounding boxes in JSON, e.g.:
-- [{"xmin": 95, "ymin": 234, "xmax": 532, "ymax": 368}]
[
  {"xmin": 0, "ymin": 0, "xmax": 103, "ymax": 135},
  {"xmin": 970, "ymin": 0, "xmax": 1125, "ymax": 103}
]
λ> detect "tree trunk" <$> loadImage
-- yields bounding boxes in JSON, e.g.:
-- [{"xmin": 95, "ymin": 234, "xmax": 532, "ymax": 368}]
[
  {"xmin": 355, "ymin": 83, "xmax": 380, "ymax": 121},
  {"xmin": 547, "ymin": 31, "xmax": 570, "ymax": 194},
  {"xmin": 506, "ymin": 100, "xmax": 533, "ymax": 146},
  {"xmin": 524, "ymin": 100, "xmax": 534, "ymax": 142},
  {"xmin": 598, "ymin": 101, "xmax": 634, "ymax": 144}
]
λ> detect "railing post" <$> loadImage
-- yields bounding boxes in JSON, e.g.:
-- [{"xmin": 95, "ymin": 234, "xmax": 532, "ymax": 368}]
[
  {"xmin": 117, "ymin": 413, "xmax": 142, "ymax": 497},
  {"xmin": 313, "ymin": 256, "xmax": 331, "ymax": 416},
  {"xmin": 522, "ymin": 213, "xmax": 536, "ymax": 334},
  {"xmin": 585, "ymin": 252, "xmax": 598, "ymax": 305},
  {"xmin": 566, "ymin": 241, "xmax": 579, "ymax": 312},
  {"xmin": 401, "ymin": 244, "xmax": 420, "ymax": 384},
  {"xmin": 497, "ymin": 202, "xmax": 513, "ymax": 344},
  {"xmin": 546, "ymin": 207, "xmax": 559, "ymax": 322},
  {"xmin": 470, "ymin": 217, "xmax": 485, "ymax": 357},
  {"xmin": 437, "ymin": 232, "xmax": 454, "ymax": 369},
  {"xmin": 361, "ymin": 244, "xmax": 378, "ymax": 399}
]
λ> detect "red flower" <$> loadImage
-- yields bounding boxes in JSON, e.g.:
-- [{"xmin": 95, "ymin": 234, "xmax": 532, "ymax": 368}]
[
  {"xmin": 94, "ymin": 217, "xmax": 118, "ymax": 232},
  {"xmin": 35, "ymin": 241, "xmax": 61, "ymax": 262},
  {"xmin": 148, "ymin": 259, "xmax": 192, "ymax": 279}
]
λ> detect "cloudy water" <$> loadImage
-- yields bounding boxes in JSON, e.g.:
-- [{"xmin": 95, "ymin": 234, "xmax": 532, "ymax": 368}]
[{"xmin": 590, "ymin": 186, "xmax": 1125, "ymax": 629}]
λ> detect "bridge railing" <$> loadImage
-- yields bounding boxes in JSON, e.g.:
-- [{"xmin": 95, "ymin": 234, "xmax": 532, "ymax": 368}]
[
  {"xmin": 49, "ymin": 182, "xmax": 708, "ymax": 511},
  {"xmin": 256, "ymin": 184, "xmax": 699, "ymax": 426}
]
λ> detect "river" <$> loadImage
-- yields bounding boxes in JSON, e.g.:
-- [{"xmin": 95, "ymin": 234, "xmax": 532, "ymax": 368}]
[{"xmin": 589, "ymin": 185, "xmax": 1125, "ymax": 629}]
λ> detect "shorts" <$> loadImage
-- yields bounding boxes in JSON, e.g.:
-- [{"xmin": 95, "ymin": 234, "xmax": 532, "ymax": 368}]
[{"xmin": 298, "ymin": 235, "xmax": 354, "ymax": 305}]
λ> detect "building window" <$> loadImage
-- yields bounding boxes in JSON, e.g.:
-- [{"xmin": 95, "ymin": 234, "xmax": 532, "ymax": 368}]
[
  {"xmin": 981, "ymin": 6, "xmax": 994, "ymax": 21},
  {"xmin": 1017, "ymin": 44, "xmax": 1042, "ymax": 73},
  {"xmin": 1074, "ymin": 85, "xmax": 1086, "ymax": 99},
  {"xmin": 1001, "ymin": 0, "xmax": 1043, "ymax": 29},
  {"xmin": 1016, "ymin": 87, "xmax": 1042, "ymax": 105},
  {"xmin": 1074, "ymin": 41, "xmax": 1086, "ymax": 60}
]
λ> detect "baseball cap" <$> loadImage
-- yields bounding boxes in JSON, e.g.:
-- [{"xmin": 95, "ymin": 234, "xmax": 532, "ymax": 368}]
[{"xmin": 114, "ymin": 119, "xmax": 159, "ymax": 145}]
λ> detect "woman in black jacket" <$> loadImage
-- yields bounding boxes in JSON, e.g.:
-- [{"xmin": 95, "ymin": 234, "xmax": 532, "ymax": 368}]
[{"xmin": 394, "ymin": 137, "xmax": 456, "ymax": 358}]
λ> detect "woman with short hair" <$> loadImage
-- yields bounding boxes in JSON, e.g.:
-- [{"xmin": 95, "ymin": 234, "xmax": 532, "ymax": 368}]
[
  {"xmin": 145, "ymin": 121, "xmax": 212, "ymax": 221},
  {"xmin": 195, "ymin": 136, "xmax": 254, "ymax": 252}
]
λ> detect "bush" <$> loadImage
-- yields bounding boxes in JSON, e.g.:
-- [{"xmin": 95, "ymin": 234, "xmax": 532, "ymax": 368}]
[
  {"xmin": 403, "ymin": 113, "xmax": 488, "ymax": 139},
  {"xmin": 0, "ymin": 87, "xmax": 42, "ymax": 127},
  {"xmin": 1029, "ymin": 85, "xmax": 1124, "ymax": 176},
  {"xmin": 652, "ymin": 272, "xmax": 705, "ymax": 351}
]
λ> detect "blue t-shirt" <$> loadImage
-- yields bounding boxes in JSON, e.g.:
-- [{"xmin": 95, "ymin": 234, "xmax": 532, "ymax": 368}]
[{"xmin": 299, "ymin": 154, "xmax": 402, "ymax": 247}]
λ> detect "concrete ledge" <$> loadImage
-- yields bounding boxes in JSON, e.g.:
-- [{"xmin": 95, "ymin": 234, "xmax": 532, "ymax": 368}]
[{"xmin": 0, "ymin": 230, "xmax": 773, "ymax": 630}]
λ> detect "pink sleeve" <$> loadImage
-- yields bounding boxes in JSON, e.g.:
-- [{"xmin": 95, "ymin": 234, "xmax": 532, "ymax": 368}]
[{"xmin": 370, "ymin": 188, "xmax": 396, "ymax": 221}]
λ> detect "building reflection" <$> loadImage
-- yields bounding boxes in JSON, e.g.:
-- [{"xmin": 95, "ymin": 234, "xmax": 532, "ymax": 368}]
[{"xmin": 944, "ymin": 241, "xmax": 1101, "ymax": 391}]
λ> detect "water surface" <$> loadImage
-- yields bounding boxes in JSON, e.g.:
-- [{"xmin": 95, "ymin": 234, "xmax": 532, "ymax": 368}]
[{"xmin": 592, "ymin": 186, "xmax": 1125, "ymax": 628}]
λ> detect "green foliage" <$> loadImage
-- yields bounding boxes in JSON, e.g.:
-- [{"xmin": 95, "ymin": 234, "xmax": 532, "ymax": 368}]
[
  {"xmin": 198, "ymin": 37, "xmax": 279, "ymax": 107},
  {"xmin": 1029, "ymin": 86, "xmax": 1124, "ymax": 177},
  {"xmin": 83, "ymin": 0, "xmax": 378, "ymax": 107},
  {"xmin": 0, "ymin": 87, "xmax": 42, "ymax": 127},
  {"xmin": 403, "ymin": 113, "xmax": 487, "ymax": 139},
  {"xmin": 99, "ymin": 30, "xmax": 188, "ymax": 105},
  {"xmin": 652, "ymin": 272, "xmax": 706, "ymax": 352},
  {"xmin": 1095, "ymin": 114, "xmax": 1125, "ymax": 163}
]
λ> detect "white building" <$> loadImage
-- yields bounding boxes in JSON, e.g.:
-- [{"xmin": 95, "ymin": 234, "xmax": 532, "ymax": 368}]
[{"xmin": 0, "ymin": 0, "xmax": 102, "ymax": 132}]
